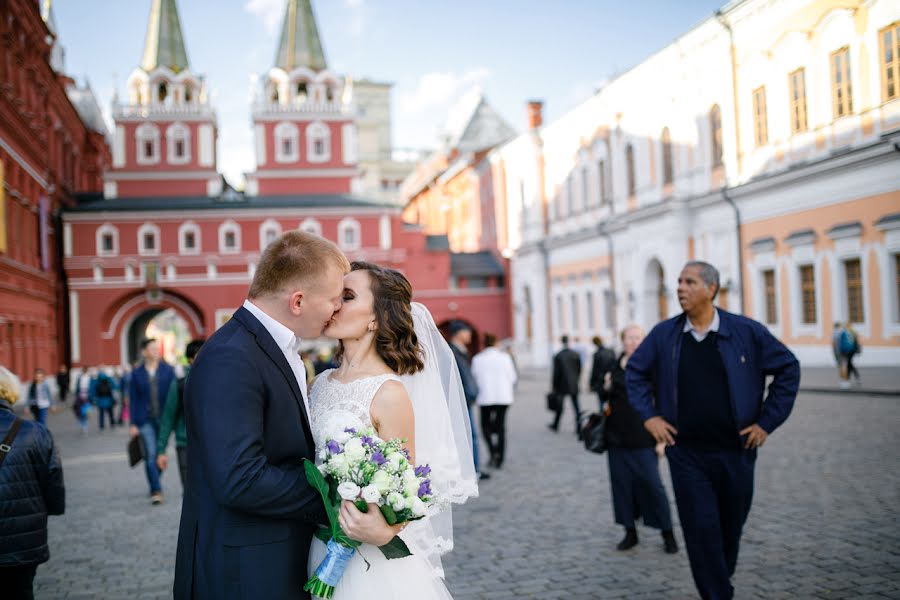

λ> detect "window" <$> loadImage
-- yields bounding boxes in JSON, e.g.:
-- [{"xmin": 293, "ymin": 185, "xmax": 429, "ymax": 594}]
[
  {"xmin": 296, "ymin": 81, "xmax": 308, "ymax": 102},
  {"xmin": 844, "ymin": 258, "xmax": 864, "ymax": 323},
  {"xmin": 831, "ymin": 47, "xmax": 853, "ymax": 118},
  {"xmin": 763, "ymin": 269, "xmax": 777, "ymax": 324},
  {"xmin": 466, "ymin": 277, "xmax": 488, "ymax": 289},
  {"xmin": 710, "ymin": 104, "xmax": 723, "ymax": 167},
  {"xmin": 800, "ymin": 264, "xmax": 816, "ymax": 324},
  {"xmin": 307, "ymin": 121, "xmax": 331, "ymax": 163},
  {"xmin": 597, "ymin": 159, "xmax": 608, "ymax": 205},
  {"xmin": 752, "ymin": 86, "xmax": 768, "ymax": 146},
  {"xmin": 225, "ymin": 231, "xmax": 236, "ymax": 248},
  {"xmin": 881, "ymin": 23, "xmax": 900, "ymax": 102},
  {"xmin": 179, "ymin": 221, "xmax": 201, "ymax": 255},
  {"xmin": 259, "ymin": 219, "xmax": 282, "ymax": 250},
  {"xmin": 158, "ymin": 82, "xmax": 168, "ymax": 103},
  {"xmin": 137, "ymin": 223, "xmax": 160, "ymax": 256},
  {"xmin": 184, "ymin": 231, "xmax": 195, "ymax": 249},
  {"xmin": 299, "ymin": 218, "xmax": 322, "ymax": 236},
  {"xmin": 166, "ymin": 123, "xmax": 191, "ymax": 165},
  {"xmin": 625, "ymin": 143, "xmax": 636, "ymax": 197},
  {"xmin": 274, "ymin": 122, "xmax": 299, "ymax": 163},
  {"xmin": 218, "ymin": 221, "xmax": 241, "ymax": 254},
  {"xmin": 788, "ymin": 68, "xmax": 808, "ymax": 133},
  {"xmin": 95, "ymin": 224, "xmax": 119, "ymax": 257},
  {"xmin": 136, "ymin": 123, "xmax": 160, "ymax": 165},
  {"xmin": 338, "ymin": 218, "xmax": 361, "ymax": 251},
  {"xmin": 661, "ymin": 127, "xmax": 673, "ymax": 185},
  {"xmin": 102, "ymin": 234, "xmax": 114, "ymax": 252}
]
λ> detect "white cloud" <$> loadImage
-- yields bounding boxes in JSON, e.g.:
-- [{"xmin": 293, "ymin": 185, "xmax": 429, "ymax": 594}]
[{"xmin": 244, "ymin": 0, "xmax": 284, "ymax": 35}]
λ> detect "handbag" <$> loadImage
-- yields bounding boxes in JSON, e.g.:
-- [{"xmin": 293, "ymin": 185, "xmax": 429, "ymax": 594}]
[
  {"xmin": 127, "ymin": 435, "xmax": 144, "ymax": 468},
  {"xmin": 546, "ymin": 392, "xmax": 562, "ymax": 412},
  {"xmin": 580, "ymin": 412, "xmax": 608, "ymax": 454}
]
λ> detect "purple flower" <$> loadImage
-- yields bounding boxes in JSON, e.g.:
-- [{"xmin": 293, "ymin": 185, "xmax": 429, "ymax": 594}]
[
  {"xmin": 370, "ymin": 451, "xmax": 387, "ymax": 466},
  {"xmin": 344, "ymin": 427, "xmax": 357, "ymax": 434},
  {"xmin": 360, "ymin": 435, "xmax": 377, "ymax": 449},
  {"xmin": 417, "ymin": 480, "xmax": 432, "ymax": 498},
  {"xmin": 326, "ymin": 439, "xmax": 342, "ymax": 454},
  {"xmin": 400, "ymin": 448, "xmax": 411, "ymax": 460},
  {"xmin": 414, "ymin": 464, "xmax": 431, "ymax": 478}
]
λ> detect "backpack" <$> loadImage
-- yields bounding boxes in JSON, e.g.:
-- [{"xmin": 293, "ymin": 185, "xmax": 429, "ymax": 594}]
[
  {"xmin": 838, "ymin": 330, "xmax": 855, "ymax": 355},
  {"xmin": 95, "ymin": 376, "xmax": 112, "ymax": 397}
]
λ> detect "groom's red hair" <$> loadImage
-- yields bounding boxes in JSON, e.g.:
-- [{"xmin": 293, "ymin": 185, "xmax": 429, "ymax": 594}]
[{"xmin": 248, "ymin": 230, "xmax": 349, "ymax": 299}]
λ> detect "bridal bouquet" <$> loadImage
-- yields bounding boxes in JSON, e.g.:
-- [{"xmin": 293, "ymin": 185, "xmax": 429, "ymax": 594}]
[{"xmin": 303, "ymin": 427, "xmax": 438, "ymax": 599}]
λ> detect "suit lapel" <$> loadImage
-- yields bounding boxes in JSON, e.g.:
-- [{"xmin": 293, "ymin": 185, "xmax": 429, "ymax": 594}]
[{"xmin": 232, "ymin": 307, "xmax": 314, "ymax": 443}]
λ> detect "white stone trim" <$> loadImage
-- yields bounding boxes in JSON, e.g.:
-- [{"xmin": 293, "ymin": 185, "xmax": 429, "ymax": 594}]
[
  {"xmin": 259, "ymin": 218, "xmax": 282, "ymax": 250},
  {"xmin": 379, "ymin": 215, "xmax": 392, "ymax": 250},
  {"xmin": 199, "ymin": 124, "xmax": 214, "ymax": 167},
  {"xmin": 178, "ymin": 221, "xmax": 201, "ymax": 255},
  {"xmin": 252, "ymin": 167, "xmax": 358, "ymax": 178},
  {"xmin": 786, "ymin": 249, "xmax": 823, "ymax": 340},
  {"xmin": 103, "ymin": 181, "xmax": 118, "ymax": 198},
  {"xmin": 106, "ymin": 170, "xmax": 218, "ymax": 181},
  {"xmin": 166, "ymin": 122, "xmax": 192, "ymax": 165},
  {"xmin": 218, "ymin": 220, "xmax": 241, "ymax": 254},
  {"xmin": 95, "ymin": 223, "xmax": 119, "ymax": 257},
  {"xmin": 299, "ymin": 218, "xmax": 322, "ymax": 236},
  {"xmin": 113, "ymin": 125, "xmax": 125, "ymax": 167},
  {"xmin": 69, "ymin": 291, "xmax": 80, "ymax": 362},
  {"xmin": 254, "ymin": 124, "xmax": 266, "ymax": 166},
  {"xmin": 828, "ymin": 241, "xmax": 872, "ymax": 338},
  {"xmin": 166, "ymin": 263, "xmax": 176, "ymax": 280},
  {"xmin": 342, "ymin": 123, "xmax": 358, "ymax": 164},
  {"xmin": 306, "ymin": 121, "xmax": 331, "ymax": 163},
  {"xmin": 338, "ymin": 217, "xmax": 361, "ymax": 251},
  {"xmin": 137, "ymin": 223, "xmax": 160, "ymax": 256},
  {"xmin": 878, "ymin": 227, "xmax": 900, "ymax": 338},
  {"xmin": 63, "ymin": 223, "xmax": 72, "ymax": 257},
  {"xmin": 274, "ymin": 121, "xmax": 300, "ymax": 163},
  {"xmin": 92, "ymin": 264, "xmax": 103, "ymax": 283},
  {"xmin": 135, "ymin": 123, "xmax": 161, "ymax": 165}
]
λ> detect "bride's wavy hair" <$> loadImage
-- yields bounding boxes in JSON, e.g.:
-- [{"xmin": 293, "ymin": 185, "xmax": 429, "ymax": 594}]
[{"xmin": 336, "ymin": 261, "xmax": 425, "ymax": 375}]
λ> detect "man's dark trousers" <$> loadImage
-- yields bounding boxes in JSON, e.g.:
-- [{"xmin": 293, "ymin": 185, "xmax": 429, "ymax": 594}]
[
  {"xmin": 551, "ymin": 393, "xmax": 581, "ymax": 433},
  {"xmin": 666, "ymin": 445, "xmax": 756, "ymax": 600}
]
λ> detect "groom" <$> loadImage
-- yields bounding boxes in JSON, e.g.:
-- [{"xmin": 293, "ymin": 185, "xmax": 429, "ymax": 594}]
[{"xmin": 174, "ymin": 231, "xmax": 386, "ymax": 599}]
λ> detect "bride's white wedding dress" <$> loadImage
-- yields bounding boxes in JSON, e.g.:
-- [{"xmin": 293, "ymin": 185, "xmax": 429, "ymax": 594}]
[{"xmin": 307, "ymin": 369, "xmax": 454, "ymax": 600}]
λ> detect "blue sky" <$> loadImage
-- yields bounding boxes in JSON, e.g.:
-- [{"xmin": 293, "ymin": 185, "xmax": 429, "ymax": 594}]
[{"xmin": 54, "ymin": 0, "xmax": 725, "ymax": 187}]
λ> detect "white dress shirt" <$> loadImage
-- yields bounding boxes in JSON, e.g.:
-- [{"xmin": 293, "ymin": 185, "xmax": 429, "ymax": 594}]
[
  {"xmin": 471, "ymin": 347, "xmax": 518, "ymax": 407},
  {"xmin": 242, "ymin": 300, "xmax": 309, "ymax": 416},
  {"xmin": 684, "ymin": 308, "xmax": 720, "ymax": 342}
]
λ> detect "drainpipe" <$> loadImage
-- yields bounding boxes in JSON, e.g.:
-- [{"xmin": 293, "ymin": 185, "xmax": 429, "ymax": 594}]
[
  {"xmin": 716, "ymin": 9, "xmax": 742, "ymax": 177},
  {"xmin": 721, "ymin": 187, "xmax": 744, "ymax": 314}
]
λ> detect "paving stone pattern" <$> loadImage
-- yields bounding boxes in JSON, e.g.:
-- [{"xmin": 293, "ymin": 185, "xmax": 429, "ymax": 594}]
[{"xmin": 30, "ymin": 368, "xmax": 900, "ymax": 599}]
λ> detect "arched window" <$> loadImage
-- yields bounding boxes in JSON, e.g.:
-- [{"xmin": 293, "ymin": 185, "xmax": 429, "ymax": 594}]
[
  {"xmin": 710, "ymin": 104, "xmax": 723, "ymax": 167},
  {"xmin": 299, "ymin": 218, "xmax": 322, "ymax": 236},
  {"xmin": 661, "ymin": 127, "xmax": 673, "ymax": 185},
  {"xmin": 307, "ymin": 121, "xmax": 331, "ymax": 163},
  {"xmin": 274, "ymin": 122, "xmax": 299, "ymax": 163},
  {"xmin": 136, "ymin": 123, "xmax": 160, "ymax": 165},
  {"xmin": 178, "ymin": 221, "xmax": 201, "ymax": 255},
  {"xmin": 166, "ymin": 122, "xmax": 191, "ymax": 165},
  {"xmin": 158, "ymin": 81, "xmax": 168, "ymax": 103},
  {"xmin": 338, "ymin": 218, "xmax": 361, "ymax": 251},
  {"xmin": 138, "ymin": 223, "xmax": 160, "ymax": 256},
  {"xmin": 218, "ymin": 220, "xmax": 241, "ymax": 254},
  {"xmin": 259, "ymin": 218, "xmax": 282, "ymax": 250},
  {"xmin": 295, "ymin": 80, "xmax": 308, "ymax": 103},
  {"xmin": 95, "ymin": 223, "xmax": 119, "ymax": 257},
  {"xmin": 625, "ymin": 143, "xmax": 636, "ymax": 197}
]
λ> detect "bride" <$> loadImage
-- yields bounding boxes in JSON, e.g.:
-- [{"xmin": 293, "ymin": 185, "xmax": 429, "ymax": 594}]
[{"xmin": 307, "ymin": 261, "xmax": 479, "ymax": 599}]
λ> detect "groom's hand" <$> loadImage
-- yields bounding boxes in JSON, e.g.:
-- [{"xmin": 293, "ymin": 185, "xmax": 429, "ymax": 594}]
[{"xmin": 338, "ymin": 500, "xmax": 396, "ymax": 546}]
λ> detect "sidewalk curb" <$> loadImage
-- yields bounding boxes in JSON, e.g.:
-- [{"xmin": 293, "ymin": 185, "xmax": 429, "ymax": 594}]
[{"xmin": 799, "ymin": 387, "xmax": 900, "ymax": 397}]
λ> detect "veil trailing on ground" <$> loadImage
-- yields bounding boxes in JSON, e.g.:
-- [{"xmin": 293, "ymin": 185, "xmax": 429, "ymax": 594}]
[{"xmin": 398, "ymin": 302, "xmax": 479, "ymax": 578}]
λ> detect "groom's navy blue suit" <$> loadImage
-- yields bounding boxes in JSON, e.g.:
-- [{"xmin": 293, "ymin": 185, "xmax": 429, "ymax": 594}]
[{"xmin": 174, "ymin": 306, "xmax": 324, "ymax": 600}]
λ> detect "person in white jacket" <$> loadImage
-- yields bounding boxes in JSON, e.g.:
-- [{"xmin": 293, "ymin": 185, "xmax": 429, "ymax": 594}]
[{"xmin": 471, "ymin": 333, "xmax": 518, "ymax": 469}]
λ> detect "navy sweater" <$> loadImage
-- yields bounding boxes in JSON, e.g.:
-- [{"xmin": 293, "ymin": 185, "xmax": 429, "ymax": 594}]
[{"xmin": 677, "ymin": 332, "xmax": 740, "ymax": 450}]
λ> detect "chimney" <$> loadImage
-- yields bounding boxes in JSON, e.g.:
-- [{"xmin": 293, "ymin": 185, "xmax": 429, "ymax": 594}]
[{"xmin": 526, "ymin": 100, "xmax": 543, "ymax": 130}]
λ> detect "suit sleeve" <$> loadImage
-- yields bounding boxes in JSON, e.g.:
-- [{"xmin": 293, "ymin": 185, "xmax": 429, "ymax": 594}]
[
  {"xmin": 753, "ymin": 323, "xmax": 800, "ymax": 434},
  {"xmin": 625, "ymin": 329, "xmax": 660, "ymax": 423},
  {"xmin": 188, "ymin": 345, "xmax": 322, "ymax": 520}
]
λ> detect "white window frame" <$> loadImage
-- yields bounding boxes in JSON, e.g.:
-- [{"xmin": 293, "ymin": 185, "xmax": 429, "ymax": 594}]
[
  {"xmin": 306, "ymin": 121, "xmax": 331, "ymax": 163},
  {"xmin": 259, "ymin": 218, "xmax": 282, "ymax": 250},
  {"xmin": 338, "ymin": 218, "xmax": 361, "ymax": 251},
  {"xmin": 749, "ymin": 248, "xmax": 782, "ymax": 339},
  {"xmin": 877, "ymin": 221, "xmax": 900, "ymax": 337},
  {"xmin": 137, "ymin": 223, "xmax": 161, "ymax": 257},
  {"xmin": 178, "ymin": 221, "xmax": 201, "ymax": 255},
  {"xmin": 136, "ymin": 123, "xmax": 161, "ymax": 165},
  {"xmin": 788, "ymin": 253, "xmax": 822, "ymax": 339},
  {"xmin": 299, "ymin": 218, "xmax": 322, "ymax": 236},
  {"xmin": 95, "ymin": 223, "xmax": 119, "ymax": 257},
  {"xmin": 218, "ymin": 220, "xmax": 242, "ymax": 254},
  {"xmin": 274, "ymin": 122, "xmax": 300, "ymax": 163},
  {"xmin": 166, "ymin": 122, "xmax": 192, "ymax": 165},
  {"xmin": 828, "ymin": 226, "xmax": 870, "ymax": 337}
]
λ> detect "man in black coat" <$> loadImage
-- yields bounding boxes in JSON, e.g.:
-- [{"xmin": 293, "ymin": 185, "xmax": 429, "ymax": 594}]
[
  {"xmin": 549, "ymin": 335, "xmax": 583, "ymax": 433},
  {"xmin": 589, "ymin": 335, "xmax": 616, "ymax": 405}
]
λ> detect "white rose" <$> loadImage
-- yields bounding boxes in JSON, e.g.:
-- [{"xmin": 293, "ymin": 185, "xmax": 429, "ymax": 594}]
[
  {"xmin": 334, "ymin": 431, "xmax": 352, "ymax": 444},
  {"xmin": 343, "ymin": 438, "xmax": 366, "ymax": 463},
  {"xmin": 371, "ymin": 470, "xmax": 392, "ymax": 494},
  {"xmin": 361, "ymin": 484, "xmax": 381, "ymax": 504},
  {"xmin": 411, "ymin": 497, "xmax": 426, "ymax": 517},
  {"xmin": 402, "ymin": 469, "xmax": 418, "ymax": 484},
  {"xmin": 337, "ymin": 481, "xmax": 361, "ymax": 501},
  {"xmin": 388, "ymin": 454, "xmax": 403, "ymax": 472},
  {"xmin": 404, "ymin": 479, "xmax": 419, "ymax": 498},
  {"xmin": 328, "ymin": 454, "xmax": 350, "ymax": 477},
  {"xmin": 388, "ymin": 492, "xmax": 406, "ymax": 512}
]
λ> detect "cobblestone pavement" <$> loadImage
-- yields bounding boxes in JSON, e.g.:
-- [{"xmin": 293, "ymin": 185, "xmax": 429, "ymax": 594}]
[{"xmin": 30, "ymin": 368, "xmax": 900, "ymax": 599}]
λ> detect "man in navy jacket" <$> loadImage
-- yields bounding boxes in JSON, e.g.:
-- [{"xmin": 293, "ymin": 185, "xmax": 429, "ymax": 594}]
[{"xmin": 626, "ymin": 261, "xmax": 799, "ymax": 600}]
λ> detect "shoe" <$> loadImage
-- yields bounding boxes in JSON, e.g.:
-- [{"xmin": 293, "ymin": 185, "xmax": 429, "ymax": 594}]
[
  {"xmin": 662, "ymin": 530, "xmax": 679, "ymax": 554},
  {"xmin": 839, "ymin": 381, "xmax": 851, "ymax": 389},
  {"xmin": 547, "ymin": 424, "xmax": 558, "ymax": 433},
  {"xmin": 151, "ymin": 492, "xmax": 164, "ymax": 505},
  {"xmin": 478, "ymin": 472, "xmax": 491, "ymax": 480},
  {"xmin": 617, "ymin": 528, "xmax": 638, "ymax": 551}
]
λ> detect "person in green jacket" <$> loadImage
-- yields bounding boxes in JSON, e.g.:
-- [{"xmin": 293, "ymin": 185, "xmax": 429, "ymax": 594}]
[{"xmin": 156, "ymin": 339, "xmax": 204, "ymax": 489}]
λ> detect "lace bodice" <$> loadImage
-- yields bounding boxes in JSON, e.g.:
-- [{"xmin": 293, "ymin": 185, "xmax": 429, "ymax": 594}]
[{"xmin": 308, "ymin": 369, "xmax": 402, "ymax": 452}]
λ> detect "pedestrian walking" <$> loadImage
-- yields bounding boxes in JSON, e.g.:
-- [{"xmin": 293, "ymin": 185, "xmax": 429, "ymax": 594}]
[
  {"xmin": 626, "ymin": 261, "xmax": 799, "ymax": 600},
  {"xmin": 25, "ymin": 369, "xmax": 51, "ymax": 426},
  {"xmin": 603, "ymin": 325, "xmax": 678, "ymax": 554},
  {"xmin": 90, "ymin": 368, "xmax": 118, "ymax": 431},
  {"xmin": 157, "ymin": 338, "xmax": 204, "ymax": 489},
  {"xmin": 843, "ymin": 322, "xmax": 862, "ymax": 386},
  {"xmin": 0, "ymin": 365, "xmax": 65, "ymax": 600},
  {"xmin": 55, "ymin": 365, "xmax": 69, "ymax": 405},
  {"xmin": 471, "ymin": 333, "xmax": 517, "ymax": 469},
  {"xmin": 73, "ymin": 368, "xmax": 93, "ymax": 434},
  {"xmin": 549, "ymin": 335, "xmax": 582, "ymax": 434},
  {"xmin": 129, "ymin": 338, "xmax": 176, "ymax": 505},
  {"xmin": 589, "ymin": 335, "xmax": 616, "ymax": 408},
  {"xmin": 449, "ymin": 320, "xmax": 490, "ymax": 480}
]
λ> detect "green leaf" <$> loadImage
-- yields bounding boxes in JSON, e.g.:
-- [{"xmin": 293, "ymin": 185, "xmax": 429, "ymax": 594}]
[
  {"xmin": 378, "ymin": 535, "xmax": 412, "ymax": 559},
  {"xmin": 313, "ymin": 527, "xmax": 331, "ymax": 544},
  {"xmin": 303, "ymin": 459, "xmax": 344, "ymax": 540},
  {"xmin": 379, "ymin": 504, "xmax": 398, "ymax": 526},
  {"xmin": 354, "ymin": 499, "xmax": 369, "ymax": 513}
]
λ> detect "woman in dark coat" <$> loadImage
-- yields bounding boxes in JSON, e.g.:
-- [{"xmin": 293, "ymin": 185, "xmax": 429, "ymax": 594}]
[
  {"xmin": 603, "ymin": 325, "xmax": 678, "ymax": 553},
  {"xmin": 0, "ymin": 365, "xmax": 66, "ymax": 599}
]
